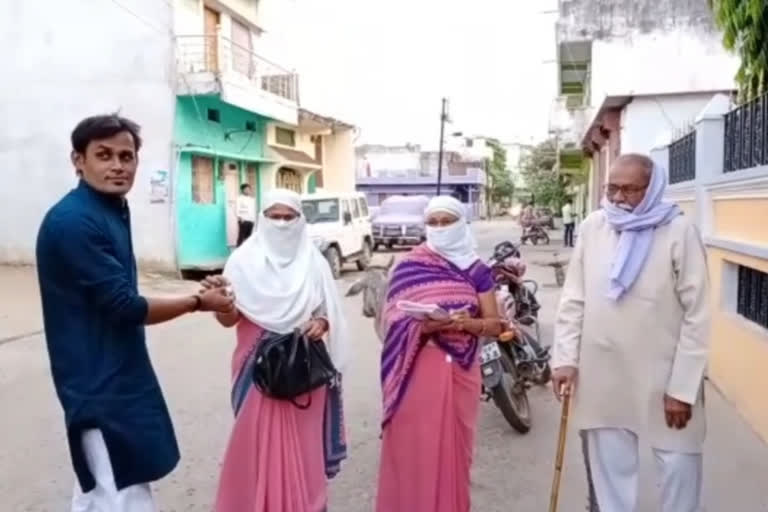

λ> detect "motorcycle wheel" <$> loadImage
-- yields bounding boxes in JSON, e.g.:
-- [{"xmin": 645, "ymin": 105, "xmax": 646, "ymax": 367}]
[{"xmin": 491, "ymin": 349, "xmax": 532, "ymax": 433}]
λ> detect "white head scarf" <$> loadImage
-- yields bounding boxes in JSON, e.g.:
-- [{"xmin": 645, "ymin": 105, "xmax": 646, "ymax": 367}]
[
  {"xmin": 223, "ymin": 188, "xmax": 350, "ymax": 371},
  {"xmin": 424, "ymin": 195, "xmax": 479, "ymax": 270}
]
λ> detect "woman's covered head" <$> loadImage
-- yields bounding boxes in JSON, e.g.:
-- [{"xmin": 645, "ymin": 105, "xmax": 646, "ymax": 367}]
[
  {"xmin": 424, "ymin": 196, "xmax": 466, "ymax": 227},
  {"xmin": 423, "ymin": 196, "xmax": 477, "ymax": 269},
  {"xmin": 255, "ymin": 189, "xmax": 307, "ymax": 264},
  {"xmin": 262, "ymin": 189, "xmax": 302, "ymax": 223}
]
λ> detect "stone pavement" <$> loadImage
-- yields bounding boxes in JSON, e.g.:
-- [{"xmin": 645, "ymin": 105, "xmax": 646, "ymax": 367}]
[{"xmin": 1, "ymin": 220, "xmax": 767, "ymax": 511}]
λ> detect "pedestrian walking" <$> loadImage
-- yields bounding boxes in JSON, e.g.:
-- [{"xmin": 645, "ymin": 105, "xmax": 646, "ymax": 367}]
[
  {"xmin": 205, "ymin": 189, "xmax": 349, "ymax": 512},
  {"xmin": 551, "ymin": 154, "xmax": 711, "ymax": 512},
  {"xmin": 236, "ymin": 183, "xmax": 256, "ymax": 246},
  {"xmin": 376, "ymin": 195, "xmax": 504, "ymax": 512},
  {"xmin": 36, "ymin": 114, "xmax": 235, "ymax": 512},
  {"xmin": 561, "ymin": 200, "xmax": 575, "ymax": 248}
]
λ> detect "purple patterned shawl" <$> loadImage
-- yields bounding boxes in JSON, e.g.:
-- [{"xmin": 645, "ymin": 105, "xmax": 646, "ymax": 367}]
[{"xmin": 380, "ymin": 245, "xmax": 493, "ymax": 427}]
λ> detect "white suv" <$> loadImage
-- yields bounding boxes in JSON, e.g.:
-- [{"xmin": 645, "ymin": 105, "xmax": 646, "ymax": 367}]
[{"xmin": 301, "ymin": 192, "xmax": 374, "ymax": 279}]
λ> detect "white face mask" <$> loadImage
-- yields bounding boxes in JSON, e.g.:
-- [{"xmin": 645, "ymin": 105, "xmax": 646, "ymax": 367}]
[
  {"xmin": 426, "ymin": 222, "xmax": 465, "ymax": 251},
  {"xmin": 425, "ymin": 220, "xmax": 477, "ymax": 269},
  {"xmin": 260, "ymin": 216, "xmax": 304, "ymax": 264}
]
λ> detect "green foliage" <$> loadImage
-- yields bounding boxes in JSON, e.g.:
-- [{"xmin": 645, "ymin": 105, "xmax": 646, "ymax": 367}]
[
  {"xmin": 520, "ymin": 139, "xmax": 569, "ymax": 210},
  {"xmin": 709, "ymin": 0, "xmax": 768, "ymax": 99},
  {"xmin": 485, "ymin": 139, "xmax": 515, "ymax": 206}
]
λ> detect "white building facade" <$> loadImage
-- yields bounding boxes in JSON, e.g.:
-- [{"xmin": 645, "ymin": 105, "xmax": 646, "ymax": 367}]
[{"xmin": 550, "ymin": 0, "xmax": 739, "ymax": 213}]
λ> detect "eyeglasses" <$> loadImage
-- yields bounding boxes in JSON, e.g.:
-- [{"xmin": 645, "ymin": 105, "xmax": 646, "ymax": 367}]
[{"xmin": 605, "ymin": 184, "xmax": 648, "ymax": 196}]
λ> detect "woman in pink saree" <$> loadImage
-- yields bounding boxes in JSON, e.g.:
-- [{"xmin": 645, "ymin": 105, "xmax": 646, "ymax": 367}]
[
  {"xmin": 376, "ymin": 196, "xmax": 504, "ymax": 512},
  {"xmin": 205, "ymin": 189, "xmax": 349, "ymax": 512}
]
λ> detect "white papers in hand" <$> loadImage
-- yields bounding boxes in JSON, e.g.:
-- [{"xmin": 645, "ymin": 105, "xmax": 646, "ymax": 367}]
[{"xmin": 396, "ymin": 301, "xmax": 450, "ymax": 320}]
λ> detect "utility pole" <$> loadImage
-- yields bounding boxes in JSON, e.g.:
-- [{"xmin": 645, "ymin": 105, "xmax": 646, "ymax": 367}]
[{"xmin": 436, "ymin": 98, "xmax": 448, "ymax": 195}]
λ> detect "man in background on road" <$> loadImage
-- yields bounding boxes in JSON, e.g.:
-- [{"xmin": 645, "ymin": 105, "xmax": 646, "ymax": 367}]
[
  {"xmin": 520, "ymin": 202, "xmax": 535, "ymax": 237},
  {"xmin": 561, "ymin": 199, "xmax": 575, "ymax": 248},
  {"xmin": 36, "ymin": 114, "xmax": 235, "ymax": 511},
  {"xmin": 552, "ymin": 154, "xmax": 711, "ymax": 512},
  {"xmin": 236, "ymin": 183, "xmax": 256, "ymax": 246}
]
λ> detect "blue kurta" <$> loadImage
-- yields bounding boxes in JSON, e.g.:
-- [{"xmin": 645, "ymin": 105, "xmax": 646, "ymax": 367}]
[{"xmin": 36, "ymin": 180, "xmax": 179, "ymax": 492}]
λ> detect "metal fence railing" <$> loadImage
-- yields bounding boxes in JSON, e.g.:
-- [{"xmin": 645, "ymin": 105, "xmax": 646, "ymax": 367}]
[
  {"xmin": 668, "ymin": 130, "xmax": 696, "ymax": 184},
  {"xmin": 175, "ymin": 34, "xmax": 299, "ymax": 103},
  {"xmin": 724, "ymin": 92, "xmax": 768, "ymax": 173}
]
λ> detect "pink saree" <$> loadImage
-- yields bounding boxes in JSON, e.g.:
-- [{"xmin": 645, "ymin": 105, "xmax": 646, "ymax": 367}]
[
  {"xmin": 214, "ymin": 319, "xmax": 345, "ymax": 512},
  {"xmin": 376, "ymin": 245, "xmax": 494, "ymax": 512}
]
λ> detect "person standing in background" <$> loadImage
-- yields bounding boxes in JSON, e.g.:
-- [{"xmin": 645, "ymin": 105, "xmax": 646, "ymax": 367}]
[
  {"xmin": 236, "ymin": 184, "xmax": 256, "ymax": 247},
  {"xmin": 561, "ymin": 200, "xmax": 575, "ymax": 248}
]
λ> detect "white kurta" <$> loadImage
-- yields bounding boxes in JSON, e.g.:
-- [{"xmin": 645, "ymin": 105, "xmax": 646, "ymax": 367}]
[{"xmin": 553, "ymin": 211, "xmax": 711, "ymax": 453}]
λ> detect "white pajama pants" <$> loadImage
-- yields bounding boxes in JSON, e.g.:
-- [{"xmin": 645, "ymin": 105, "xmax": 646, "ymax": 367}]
[
  {"xmin": 71, "ymin": 429, "xmax": 156, "ymax": 512},
  {"xmin": 585, "ymin": 428, "xmax": 703, "ymax": 512}
]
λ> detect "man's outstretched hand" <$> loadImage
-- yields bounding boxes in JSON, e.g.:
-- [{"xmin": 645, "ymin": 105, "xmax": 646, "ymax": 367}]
[
  {"xmin": 197, "ymin": 276, "xmax": 235, "ymax": 314},
  {"xmin": 198, "ymin": 287, "xmax": 235, "ymax": 313}
]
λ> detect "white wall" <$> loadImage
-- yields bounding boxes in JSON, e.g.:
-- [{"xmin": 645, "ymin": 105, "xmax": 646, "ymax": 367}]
[
  {"xmin": 0, "ymin": 0, "xmax": 177, "ymax": 269},
  {"xmin": 620, "ymin": 93, "xmax": 718, "ymax": 154},
  {"xmin": 322, "ymin": 129, "xmax": 356, "ymax": 193},
  {"xmin": 357, "ymin": 148, "xmax": 422, "ymax": 177},
  {"xmin": 590, "ymin": 29, "xmax": 738, "ymax": 105}
]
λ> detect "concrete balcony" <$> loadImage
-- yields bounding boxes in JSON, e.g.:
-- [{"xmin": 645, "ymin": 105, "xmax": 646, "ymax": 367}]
[{"xmin": 175, "ymin": 34, "xmax": 298, "ymax": 125}]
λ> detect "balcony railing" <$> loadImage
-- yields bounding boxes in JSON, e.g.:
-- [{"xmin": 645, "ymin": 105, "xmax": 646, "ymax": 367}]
[
  {"xmin": 668, "ymin": 130, "xmax": 696, "ymax": 184},
  {"xmin": 724, "ymin": 92, "xmax": 768, "ymax": 173},
  {"xmin": 175, "ymin": 34, "xmax": 299, "ymax": 103}
]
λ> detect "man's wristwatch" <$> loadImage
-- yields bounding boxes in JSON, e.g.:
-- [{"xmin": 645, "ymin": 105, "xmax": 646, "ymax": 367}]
[{"xmin": 192, "ymin": 295, "xmax": 202, "ymax": 312}]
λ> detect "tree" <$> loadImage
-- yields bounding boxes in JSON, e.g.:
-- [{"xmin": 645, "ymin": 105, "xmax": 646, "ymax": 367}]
[
  {"xmin": 709, "ymin": 0, "xmax": 768, "ymax": 99},
  {"xmin": 484, "ymin": 139, "xmax": 515, "ymax": 214},
  {"xmin": 520, "ymin": 138, "xmax": 569, "ymax": 210}
]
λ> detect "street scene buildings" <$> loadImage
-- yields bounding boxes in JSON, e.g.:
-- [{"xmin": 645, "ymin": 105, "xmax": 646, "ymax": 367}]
[
  {"xmin": 1, "ymin": 0, "xmax": 768, "ymax": 510},
  {"xmin": 1, "ymin": 0, "xmax": 356, "ymax": 272},
  {"xmin": 355, "ymin": 136, "xmax": 491, "ymax": 219}
]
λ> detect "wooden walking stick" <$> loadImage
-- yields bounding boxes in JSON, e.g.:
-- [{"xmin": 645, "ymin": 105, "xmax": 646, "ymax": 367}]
[{"xmin": 548, "ymin": 389, "xmax": 571, "ymax": 512}]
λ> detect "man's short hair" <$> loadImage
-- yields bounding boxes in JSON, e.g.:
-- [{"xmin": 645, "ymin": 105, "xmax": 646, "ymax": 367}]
[
  {"xmin": 71, "ymin": 114, "xmax": 142, "ymax": 154},
  {"xmin": 613, "ymin": 153, "xmax": 653, "ymax": 179},
  {"xmin": 240, "ymin": 184, "xmax": 251, "ymax": 193}
]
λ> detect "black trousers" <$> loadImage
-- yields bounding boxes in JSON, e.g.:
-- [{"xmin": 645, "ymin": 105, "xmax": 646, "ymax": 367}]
[
  {"xmin": 237, "ymin": 220, "xmax": 254, "ymax": 247},
  {"xmin": 564, "ymin": 222, "xmax": 575, "ymax": 248}
]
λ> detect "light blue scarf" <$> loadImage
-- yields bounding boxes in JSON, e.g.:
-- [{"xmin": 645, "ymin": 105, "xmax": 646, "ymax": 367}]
[{"xmin": 602, "ymin": 163, "xmax": 681, "ymax": 300}]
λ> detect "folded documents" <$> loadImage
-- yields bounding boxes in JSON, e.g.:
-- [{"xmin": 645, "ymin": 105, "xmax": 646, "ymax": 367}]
[{"xmin": 396, "ymin": 301, "xmax": 450, "ymax": 320}]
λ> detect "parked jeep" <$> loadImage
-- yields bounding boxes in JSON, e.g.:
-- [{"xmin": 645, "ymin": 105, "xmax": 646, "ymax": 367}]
[
  {"xmin": 371, "ymin": 195, "xmax": 430, "ymax": 250},
  {"xmin": 302, "ymin": 192, "xmax": 374, "ymax": 279}
]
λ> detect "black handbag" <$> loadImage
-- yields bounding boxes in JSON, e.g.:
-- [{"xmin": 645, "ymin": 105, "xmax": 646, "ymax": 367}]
[{"xmin": 251, "ymin": 329, "xmax": 338, "ymax": 409}]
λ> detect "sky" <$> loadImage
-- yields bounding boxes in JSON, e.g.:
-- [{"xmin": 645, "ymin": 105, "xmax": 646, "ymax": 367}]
[{"xmin": 276, "ymin": 0, "xmax": 559, "ymax": 148}]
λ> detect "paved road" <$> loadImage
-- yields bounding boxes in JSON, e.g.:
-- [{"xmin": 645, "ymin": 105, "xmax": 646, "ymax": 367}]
[{"xmin": 1, "ymin": 220, "xmax": 767, "ymax": 511}]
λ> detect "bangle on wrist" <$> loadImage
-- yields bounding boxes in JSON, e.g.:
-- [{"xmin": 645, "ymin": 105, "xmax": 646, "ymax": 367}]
[{"xmin": 478, "ymin": 319, "xmax": 487, "ymax": 336}]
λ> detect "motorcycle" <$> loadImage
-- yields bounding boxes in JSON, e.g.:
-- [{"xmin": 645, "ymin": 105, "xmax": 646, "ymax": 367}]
[
  {"xmin": 480, "ymin": 241, "xmax": 552, "ymax": 433},
  {"xmin": 520, "ymin": 223, "xmax": 550, "ymax": 246}
]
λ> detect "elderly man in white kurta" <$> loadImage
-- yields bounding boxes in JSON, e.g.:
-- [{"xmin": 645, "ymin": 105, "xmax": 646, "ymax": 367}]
[{"xmin": 552, "ymin": 154, "xmax": 710, "ymax": 512}]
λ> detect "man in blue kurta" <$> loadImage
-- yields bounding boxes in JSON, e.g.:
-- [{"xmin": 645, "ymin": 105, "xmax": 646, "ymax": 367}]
[{"xmin": 36, "ymin": 115, "xmax": 236, "ymax": 511}]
